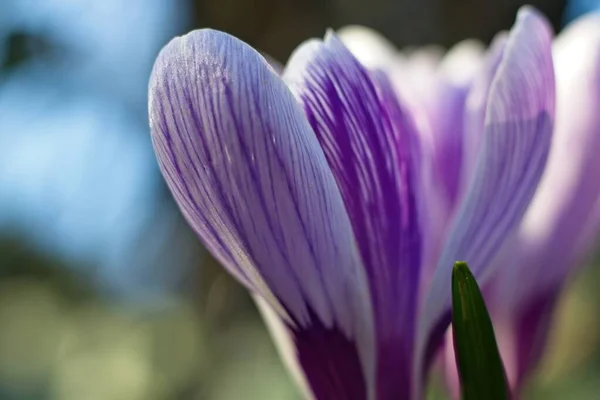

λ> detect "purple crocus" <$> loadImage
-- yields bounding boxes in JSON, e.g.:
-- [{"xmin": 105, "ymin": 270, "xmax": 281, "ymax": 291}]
[{"xmin": 149, "ymin": 6, "xmax": 557, "ymax": 399}]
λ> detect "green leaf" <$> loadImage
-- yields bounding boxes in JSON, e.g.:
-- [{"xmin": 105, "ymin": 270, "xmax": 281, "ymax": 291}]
[{"xmin": 452, "ymin": 261, "xmax": 509, "ymax": 400}]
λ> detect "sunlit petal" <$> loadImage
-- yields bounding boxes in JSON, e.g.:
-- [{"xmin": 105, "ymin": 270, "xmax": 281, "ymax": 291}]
[
  {"xmin": 415, "ymin": 8, "xmax": 555, "ymax": 395},
  {"xmin": 284, "ymin": 33, "xmax": 422, "ymax": 398},
  {"xmin": 149, "ymin": 29, "xmax": 375, "ymax": 398},
  {"xmin": 491, "ymin": 11, "xmax": 600, "ymax": 387}
]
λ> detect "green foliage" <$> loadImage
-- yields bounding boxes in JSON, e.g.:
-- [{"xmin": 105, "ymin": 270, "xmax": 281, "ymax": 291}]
[{"xmin": 452, "ymin": 261, "xmax": 509, "ymax": 400}]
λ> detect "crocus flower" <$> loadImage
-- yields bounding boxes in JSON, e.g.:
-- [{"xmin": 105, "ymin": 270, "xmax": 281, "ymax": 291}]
[{"xmin": 149, "ymin": 6, "xmax": 556, "ymax": 399}]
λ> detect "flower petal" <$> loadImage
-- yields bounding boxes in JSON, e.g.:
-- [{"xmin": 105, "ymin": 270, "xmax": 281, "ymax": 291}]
[
  {"xmin": 460, "ymin": 33, "xmax": 508, "ymax": 199},
  {"xmin": 284, "ymin": 33, "xmax": 422, "ymax": 398},
  {"xmin": 415, "ymin": 7, "xmax": 555, "ymax": 394},
  {"xmin": 491, "ymin": 11, "xmax": 600, "ymax": 387},
  {"xmin": 425, "ymin": 41, "xmax": 483, "ymax": 211},
  {"xmin": 149, "ymin": 29, "xmax": 375, "ymax": 397},
  {"xmin": 419, "ymin": 35, "xmax": 508, "ymax": 292},
  {"xmin": 257, "ymin": 294, "xmax": 372, "ymax": 400},
  {"xmin": 409, "ymin": 42, "xmax": 488, "ymax": 283},
  {"xmin": 504, "ymin": 11, "xmax": 600, "ymax": 309}
]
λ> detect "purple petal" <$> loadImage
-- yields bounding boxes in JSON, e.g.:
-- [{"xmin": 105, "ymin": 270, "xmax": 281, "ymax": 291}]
[
  {"xmin": 396, "ymin": 41, "xmax": 491, "ymax": 290},
  {"xmin": 338, "ymin": 28, "xmax": 449, "ymax": 295},
  {"xmin": 424, "ymin": 35, "xmax": 508, "ymax": 294},
  {"xmin": 293, "ymin": 313, "xmax": 370, "ymax": 399},
  {"xmin": 460, "ymin": 33, "xmax": 508, "ymax": 198},
  {"xmin": 339, "ymin": 30, "xmax": 481, "ymax": 240},
  {"xmin": 419, "ymin": 36, "xmax": 508, "ymax": 297},
  {"xmin": 424, "ymin": 40, "xmax": 485, "ymax": 211},
  {"xmin": 491, "ymin": 11, "xmax": 600, "ymax": 388},
  {"xmin": 149, "ymin": 29, "xmax": 375, "ymax": 396},
  {"xmin": 415, "ymin": 7, "xmax": 555, "ymax": 394},
  {"xmin": 502, "ymin": 11, "xmax": 600, "ymax": 310},
  {"xmin": 284, "ymin": 33, "xmax": 421, "ymax": 398},
  {"xmin": 441, "ymin": 7, "xmax": 555, "ymax": 281}
]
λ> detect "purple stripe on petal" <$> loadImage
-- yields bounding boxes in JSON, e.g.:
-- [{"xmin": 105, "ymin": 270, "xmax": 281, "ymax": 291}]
[
  {"xmin": 415, "ymin": 7, "xmax": 555, "ymax": 395},
  {"xmin": 284, "ymin": 34, "xmax": 421, "ymax": 398},
  {"xmin": 149, "ymin": 29, "xmax": 376, "ymax": 396}
]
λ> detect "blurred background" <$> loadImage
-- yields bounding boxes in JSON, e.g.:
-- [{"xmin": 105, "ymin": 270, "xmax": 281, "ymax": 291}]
[{"xmin": 0, "ymin": 0, "xmax": 599, "ymax": 399}]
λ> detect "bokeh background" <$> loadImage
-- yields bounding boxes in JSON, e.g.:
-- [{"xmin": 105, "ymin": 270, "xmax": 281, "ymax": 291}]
[{"xmin": 1, "ymin": 0, "xmax": 599, "ymax": 399}]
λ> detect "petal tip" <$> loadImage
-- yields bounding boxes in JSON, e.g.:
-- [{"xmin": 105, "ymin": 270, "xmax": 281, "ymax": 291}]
[
  {"xmin": 516, "ymin": 5, "xmax": 542, "ymax": 21},
  {"xmin": 516, "ymin": 5, "xmax": 554, "ymax": 36},
  {"xmin": 323, "ymin": 29, "xmax": 345, "ymax": 49},
  {"xmin": 324, "ymin": 28, "xmax": 336, "ymax": 41}
]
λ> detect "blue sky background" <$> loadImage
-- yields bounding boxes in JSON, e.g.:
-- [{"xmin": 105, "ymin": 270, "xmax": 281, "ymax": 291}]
[{"xmin": 0, "ymin": 0, "xmax": 192, "ymax": 294}]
